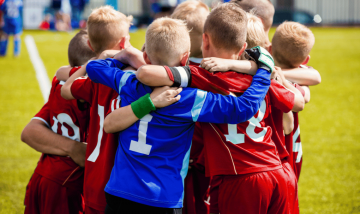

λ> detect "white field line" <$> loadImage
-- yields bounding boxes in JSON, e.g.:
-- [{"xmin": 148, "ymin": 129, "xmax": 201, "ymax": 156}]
[{"xmin": 25, "ymin": 35, "xmax": 51, "ymax": 102}]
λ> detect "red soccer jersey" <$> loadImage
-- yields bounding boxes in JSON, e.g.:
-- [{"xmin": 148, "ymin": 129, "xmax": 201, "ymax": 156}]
[
  {"xmin": 70, "ymin": 76, "xmax": 120, "ymax": 211},
  {"xmin": 33, "ymin": 67, "xmax": 89, "ymax": 190},
  {"xmin": 285, "ymin": 83, "xmax": 305, "ymax": 180},
  {"xmin": 185, "ymin": 66, "xmax": 295, "ymax": 176}
]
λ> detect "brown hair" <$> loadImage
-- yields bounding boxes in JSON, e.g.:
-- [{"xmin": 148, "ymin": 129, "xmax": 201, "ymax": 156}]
[
  {"xmin": 272, "ymin": 21, "xmax": 315, "ymax": 68},
  {"xmin": 68, "ymin": 30, "xmax": 96, "ymax": 67},
  {"xmin": 203, "ymin": 3, "xmax": 247, "ymax": 51},
  {"xmin": 230, "ymin": 0, "xmax": 274, "ymax": 32},
  {"xmin": 246, "ymin": 11, "xmax": 267, "ymax": 48},
  {"xmin": 145, "ymin": 17, "xmax": 190, "ymax": 65},
  {"xmin": 87, "ymin": 6, "xmax": 132, "ymax": 54},
  {"xmin": 171, "ymin": 1, "xmax": 209, "ymax": 34}
]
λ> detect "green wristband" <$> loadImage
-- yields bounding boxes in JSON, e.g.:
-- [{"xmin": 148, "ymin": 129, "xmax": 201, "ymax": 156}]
[{"xmin": 131, "ymin": 93, "xmax": 156, "ymax": 119}]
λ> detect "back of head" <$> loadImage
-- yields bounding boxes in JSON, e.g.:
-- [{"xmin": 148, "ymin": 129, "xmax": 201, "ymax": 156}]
[
  {"xmin": 272, "ymin": 21, "xmax": 315, "ymax": 68},
  {"xmin": 204, "ymin": 3, "xmax": 247, "ymax": 52},
  {"xmin": 145, "ymin": 17, "xmax": 190, "ymax": 66},
  {"xmin": 230, "ymin": 0, "xmax": 274, "ymax": 32},
  {"xmin": 246, "ymin": 11, "xmax": 267, "ymax": 48},
  {"xmin": 87, "ymin": 6, "xmax": 132, "ymax": 54},
  {"xmin": 68, "ymin": 30, "xmax": 96, "ymax": 67},
  {"xmin": 171, "ymin": 1, "xmax": 209, "ymax": 57}
]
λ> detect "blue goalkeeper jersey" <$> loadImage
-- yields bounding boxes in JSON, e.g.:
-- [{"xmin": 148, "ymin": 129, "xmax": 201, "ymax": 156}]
[{"xmin": 86, "ymin": 58, "xmax": 271, "ymax": 208}]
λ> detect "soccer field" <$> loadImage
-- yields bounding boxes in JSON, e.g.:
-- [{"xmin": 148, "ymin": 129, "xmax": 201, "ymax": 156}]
[{"xmin": 0, "ymin": 27, "xmax": 359, "ymax": 213}]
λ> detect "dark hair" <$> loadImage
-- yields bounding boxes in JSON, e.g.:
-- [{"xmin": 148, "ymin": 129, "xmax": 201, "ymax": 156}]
[{"xmin": 68, "ymin": 30, "xmax": 96, "ymax": 67}]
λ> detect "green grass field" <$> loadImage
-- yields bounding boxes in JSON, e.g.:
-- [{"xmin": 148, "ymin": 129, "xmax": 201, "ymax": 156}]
[{"xmin": 0, "ymin": 27, "xmax": 359, "ymax": 213}]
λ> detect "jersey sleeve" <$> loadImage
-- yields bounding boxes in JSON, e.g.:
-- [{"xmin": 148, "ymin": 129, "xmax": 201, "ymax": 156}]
[
  {"xmin": 69, "ymin": 66, "xmax": 82, "ymax": 77},
  {"xmin": 164, "ymin": 65, "xmax": 252, "ymax": 95},
  {"xmin": 70, "ymin": 76, "xmax": 95, "ymax": 103},
  {"xmin": 268, "ymin": 80, "xmax": 295, "ymax": 113},
  {"xmin": 195, "ymin": 68, "xmax": 271, "ymax": 124},
  {"xmin": 86, "ymin": 58, "xmax": 126, "ymax": 92},
  {"xmin": 294, "ymin": 83, "xmax": 306, "ymax": 97},
  {"xmin": 32, "ymin": 100, "xmax": 51, "ymax": 128}
]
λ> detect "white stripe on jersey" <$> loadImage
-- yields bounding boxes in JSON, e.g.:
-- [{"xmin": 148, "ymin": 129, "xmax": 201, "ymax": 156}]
[{"xmin": 174, "ymin": 67, "xmax": 189, "ymax": 87}]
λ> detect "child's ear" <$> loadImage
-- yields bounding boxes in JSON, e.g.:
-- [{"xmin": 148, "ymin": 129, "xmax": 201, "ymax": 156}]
[
  {"xmin": 268, "ymin": 44, "xmax": 272, "ymax": 54},
  {"xmin": 238, "ymin": 42, "xmax": 248, "ymax": 58},
  {"xmin": 180, "ymin": 52, "xmax": 190, "ymax": 66},
  {"xmin": 143, "ymin": 51, "xmax": 152, "ymax": 64},
  {"xmin": 87, "ymin": 40, "xmax": 95, "ymax": 52},
  {"xmin": 302, "ymin": 55, "xmax": 310, "ymax": 65},
  {"xmin": 202, "ymin": 33, "xmax": 210, "ymax": 51}
]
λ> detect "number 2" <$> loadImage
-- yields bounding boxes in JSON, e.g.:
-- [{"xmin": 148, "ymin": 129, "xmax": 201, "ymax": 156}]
[{"xmin": 225, "ymin": 100, "xmax": 267, "ymax": 144}]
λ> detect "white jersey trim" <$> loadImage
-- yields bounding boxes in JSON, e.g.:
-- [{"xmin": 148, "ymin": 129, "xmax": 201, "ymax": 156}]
[{"xmin": 32, "ymin": 117, "xmax": 50, "ymax": 128}]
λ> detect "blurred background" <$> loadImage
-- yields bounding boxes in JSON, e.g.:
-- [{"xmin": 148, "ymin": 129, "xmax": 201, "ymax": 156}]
[
  {"xmin": 20, "ymin": 0, "xmax": 360, "ymax": 30},
  {"xmin": 0, "ymin": 0, "xmax": 359, "ymax": 213}
]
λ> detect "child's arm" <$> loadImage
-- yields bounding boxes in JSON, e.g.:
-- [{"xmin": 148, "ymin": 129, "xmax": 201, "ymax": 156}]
[
  {"xmin": 61, "ymin": 64, "xmax": 88, "ymax": 100},
  {"xmin": 283, "ymin": 112, "xmax": 294, "ymax": 135},
  {"xmin": 55, "ymin": 66, "xmax": 72, "ymax": 81},
  {"xmin": 104, "ymin": 86, "xmax": 182, "ymax": 133},
  {"xmin": 302, "ymin": 86, "xmax": 310, "ymax": 103},
  {"xmin": 200, "ymin": 57, "xmax": 258, "ymax": 75},
  {"xmin": 113, "ymin": 46, "xmax": 146, "ymax": 70},
  {"xmin": 282, "ymin": 67, "xmax": 321, "ymax": 86},
  {"xmin": 275, "ymin": 67, "xmax": 305, "ymax": 112},
  {"xmin": 21, "ymin": 119, "xmax": 87, "ymax": 167},
  {"xmin": 136, "ymin": 65, "xmax": 174, "ymax": 86}
]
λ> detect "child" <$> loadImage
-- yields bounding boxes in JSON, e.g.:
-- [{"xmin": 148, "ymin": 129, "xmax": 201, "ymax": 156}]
[
  {"xmin": 0, "ymin": 0, "xmax": 22, "ymax": 56},
  {"xmin": 22, "ymin": 30, "xmax": 95, "ymax": 214},
  {"xmin": 171, "ymin": 0, "xmax": 209, "ymax": 64},
  {"xmin": 59, "ymin": 6, "xmax": 133, "ymax": 214},
  {"xmin": 84, "ymin": 16, "xmax": 273, "ymax": 213},
  {"xmin": 112, "ymin": 3, "xmax": 302, "ymax": 213},
  {"xmin": 271, "ymin": 21, "xmax": 316, "ymax": 179}
]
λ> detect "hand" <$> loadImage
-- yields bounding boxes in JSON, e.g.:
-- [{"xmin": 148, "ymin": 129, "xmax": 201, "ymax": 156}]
[
  {"xmin": 245, "ymin": 46, "xmax": 275, "ymax": 73},
  {"xmin": 69, "ymin": 142, "xmax": 87, "ymax": 167},
  {"xmin": 114, "ymin": 46, "xmax": 146, "ymax": 69},
  {"xmin": 200, "ymin": 57, "xmax": 231, "ymax": 72},
  {"xmin": 188, "ymin": 159, "xmax": 193, "ymax": 170},
  {"xmin": 150, "ymin": 86, "xmax": 182, "ymax": 108},
  {"xmin": 275, "ymin": 66, "xmax": 287, "ymax": 85},
  {"xmin": 99, "ymin": 50, "xmax": 121, "ymax": 60}
]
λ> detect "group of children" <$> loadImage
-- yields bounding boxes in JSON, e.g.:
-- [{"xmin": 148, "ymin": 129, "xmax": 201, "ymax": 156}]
[{"xmin": 21, "ymin": 0, "xmax": 321, "ymax": 214}]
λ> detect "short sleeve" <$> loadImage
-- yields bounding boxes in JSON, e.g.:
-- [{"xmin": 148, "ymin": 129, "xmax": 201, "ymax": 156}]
[
  {"xmin": 293, "ymin": 83, "xmax": 306, "ymax": 97},
  {"xmin": 32, "ymin": 101, "xmax": 51, "ymax": 128},
  {"xmin": 268, "ymin": 80, "xmax": 295, "ymax": 113},
  {"xmin": 69, "ymin": 66, "xmax": 82, "ymax": 77},
  {"xmin": 70, "ymin": 76, "xmax": 94, "ymax": 103}
]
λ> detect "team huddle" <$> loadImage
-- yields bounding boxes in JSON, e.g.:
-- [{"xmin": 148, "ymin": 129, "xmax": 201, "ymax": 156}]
[{"xmin": 21, "ymin": 0, "xmax": 321, "ymax": 214}]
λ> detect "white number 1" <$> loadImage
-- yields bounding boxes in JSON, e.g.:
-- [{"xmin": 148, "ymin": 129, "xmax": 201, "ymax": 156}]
[
  {"xmin": 87, "ymin": 105, "xmax": 104, "ymax": 162},
  {"xmin": 130, "ymin": 114, "xmax": 153, "ymax": 155}
]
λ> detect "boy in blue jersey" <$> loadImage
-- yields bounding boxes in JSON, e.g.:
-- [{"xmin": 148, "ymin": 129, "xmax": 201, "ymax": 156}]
[
  {"xmin": 86, "ymin": 17, "xmax": 274, "ymax": 214},
  {"xmin": 0, "ymin": 0, "xmax": 22, "ymax": 56}
]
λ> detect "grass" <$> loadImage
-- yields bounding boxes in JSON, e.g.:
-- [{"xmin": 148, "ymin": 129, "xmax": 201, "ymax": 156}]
[{"xmin": 0, "ymin": 27, "xmax": 359, "ymax": 213}]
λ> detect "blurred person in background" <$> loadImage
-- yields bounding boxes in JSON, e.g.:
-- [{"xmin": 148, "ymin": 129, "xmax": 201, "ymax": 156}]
[
  {"xmin": 70, "ymin": 0, "xmax": 88, "ymax": 28},
  {"xmin": 0, "ymin": 0, "xmax": 22, "ymax": 57}
]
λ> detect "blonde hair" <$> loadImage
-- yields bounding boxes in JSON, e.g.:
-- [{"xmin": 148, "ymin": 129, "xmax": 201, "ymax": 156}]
[
  {"xmin": 272, "ymin": 21, "xmax": 315, "ymax": 68},
  {"xmin": 171, "ymin": 1, "xmax": 209, "ymax": 34},
  {"xmin": 204, "ymin": 3, "xmax": 247, "ymax": 52},
  {"xmin": 87, "ymin": 6, "xmax": 132, "ymax": 54},
  {"xmin": 145, "ymin": 17, "xmax": 190, "ymax": 65},
  {"xmin": 246, "ymin": 12, "xmax": 267, "ymax": 48},
  {"xmin": 231, "ymin": 0, "xmax": 274, "ymax": 32}
]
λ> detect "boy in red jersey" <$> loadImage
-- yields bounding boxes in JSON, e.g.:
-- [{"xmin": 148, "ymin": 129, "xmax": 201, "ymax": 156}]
[
  {"xmin": 58, "ymin": 6, "xmax": 134, "ymax": 214},
  {"xmin": 108, "ymin": 3, "xmax": 305, "ymax": 214},
  {"xmin": 271, "ymin": 21, "xmax": 316, "ymax": 180},
  {"xmin": 21, "ymin": 30, "xmax": 96, "ymax": 214}
]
